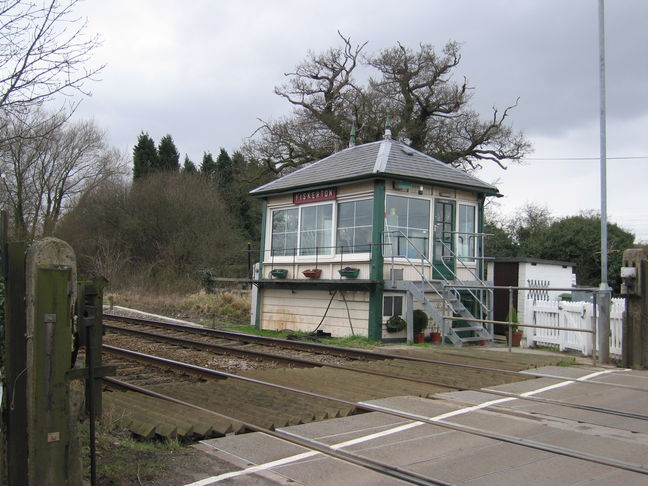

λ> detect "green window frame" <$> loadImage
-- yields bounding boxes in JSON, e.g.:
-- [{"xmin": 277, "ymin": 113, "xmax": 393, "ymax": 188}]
[
  {"xmin": 385, "ymin": 195, "xmax": 430, "ymax": 258},
  {"xmin": 271, "ymin": 208, "xmax": 298, "ymax": 256},
  {"xmin": 270, "ymin": 203, "xmax": 334, "ymax": 257},
  {"xmin": 458, "ymin": 203, "xmax": 476, "ymax": 262},
  {"xmin": 337, "ymin": 199, "xmax": 373, "ymax": 254}
]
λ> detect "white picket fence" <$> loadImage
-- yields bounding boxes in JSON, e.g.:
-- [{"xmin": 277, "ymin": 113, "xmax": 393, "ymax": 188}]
[{"xmin": 523, "ymin": 298, "xmax": 625, "ymax": 357}]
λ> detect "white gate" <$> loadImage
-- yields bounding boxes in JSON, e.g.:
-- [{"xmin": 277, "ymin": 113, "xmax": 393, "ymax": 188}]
[{"xmin": 524, "ymin": 298, "xmax": 624, "ymax": 357}]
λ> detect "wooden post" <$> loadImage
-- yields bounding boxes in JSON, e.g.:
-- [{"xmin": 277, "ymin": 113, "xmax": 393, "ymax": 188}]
[
  {"xmin": 24, "ymin": 237, "xmax": 81, "ymax": 486},
  {"xmin": 621, "ymin": 249, "xmax": 647, "ymax": 368},
  {"xmin": 4, "ymin": 239, "xmax": 28, "ymax": 486}
]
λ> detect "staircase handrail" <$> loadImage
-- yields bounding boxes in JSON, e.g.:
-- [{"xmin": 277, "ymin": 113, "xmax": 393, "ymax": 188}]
[
  {"xmin": 382, "ymin": 230, "xmax": 454, "ymax": 314},
  {"xmin": 433, "ymin": 235, "xmax": 492, "ymax": 316}
]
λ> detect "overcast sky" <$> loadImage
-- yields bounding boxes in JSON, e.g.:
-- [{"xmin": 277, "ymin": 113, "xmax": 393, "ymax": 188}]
[{"xmin": 75, "ymin": 0, "xmax": 648, "ymax": 241}]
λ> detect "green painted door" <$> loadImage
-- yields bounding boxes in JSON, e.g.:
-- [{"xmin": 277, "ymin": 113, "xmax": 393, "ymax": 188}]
[{"xmin": 433, "ymin": 199, "xmax": 455, "ymax": 279}]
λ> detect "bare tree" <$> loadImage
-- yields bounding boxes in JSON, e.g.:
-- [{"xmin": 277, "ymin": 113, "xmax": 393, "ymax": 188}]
[
  {"xmin": 0, "ymin": 0, "xmax": 103, "ymax": 114},
  {"xmin": 244, "ymin": 34, "xmax": 531, "ymax": 173},
  {"xmin": 0, "ymin": 109, "xmax": 126, "ymax": 239}
]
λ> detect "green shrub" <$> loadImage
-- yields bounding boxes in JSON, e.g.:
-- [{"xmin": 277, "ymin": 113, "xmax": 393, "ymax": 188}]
[{"xmin": 413, "ymin": 309, "xmax": 428, "ymax": 333}]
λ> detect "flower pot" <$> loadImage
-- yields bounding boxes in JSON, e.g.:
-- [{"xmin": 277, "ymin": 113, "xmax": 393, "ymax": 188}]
[
  {"xmin": 413, "ymin": 333, "xmax": 425, "ymax": 343},
  {"xmin": 302, "ymin": 269, "xmax": 322, "ymax": 279},
  {"xmin": 338, "ymin": 268, "xmax": 360, "ymax": 278},
  {"xmin": 269, "ymin": 269, "xmax": 288, "ymax": 279},
  {"xmin": 430, "ymin": 331, "xmax": 441, "ymax": 343},
  {"xmin": 508, "ymin": 330, "xmax": 523, "ymax": 347}
]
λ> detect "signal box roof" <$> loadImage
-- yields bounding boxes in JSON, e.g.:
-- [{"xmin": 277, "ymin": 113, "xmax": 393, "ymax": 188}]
[{"xmin": 250, "ymin": 139, "xmax": 500, "ymax": 197}]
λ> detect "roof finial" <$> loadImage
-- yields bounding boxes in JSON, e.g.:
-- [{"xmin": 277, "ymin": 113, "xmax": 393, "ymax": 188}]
[
  {"xmin": 348, "ymin": 122, "xmax": 357, "ymax": 148},
  {"xmin": 384, "ymin": 117, "xmax": 392, "ymax": 140}
]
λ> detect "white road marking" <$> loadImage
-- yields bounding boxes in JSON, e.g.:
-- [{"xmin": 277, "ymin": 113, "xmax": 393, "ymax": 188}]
[{"xmin": 184, "ymin": 368, "xmax": 623, "ymax": 485}]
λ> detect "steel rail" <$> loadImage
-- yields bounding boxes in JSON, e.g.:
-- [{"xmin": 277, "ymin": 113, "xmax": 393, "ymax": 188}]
[
  {"xmin": 105, "ymin": 322, "xmax": 648, "ymax": 423},
  {"xmin": 104, "ymin": 313, "xmax": 648, "ymax": 394},
  {"xmin": 104, "ymin": 323, "xmax": 315, "ymax": 367},
  {"xmin": 103, "ymin": 377, "xmax": 450, "ymax": 486},
  {"xmin": 104, "ymin": 314, "xmax": 380, "ymax": 360},
  {"xmin": 102, "ymin": 345, "xmax": 648, "ymax": 476}
]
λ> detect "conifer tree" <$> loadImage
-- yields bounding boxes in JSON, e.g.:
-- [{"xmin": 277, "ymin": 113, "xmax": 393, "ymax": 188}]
[
  {"xmin": 215, "ymin": 148, "xmax": 234, "ymax": 188},
  {"xmin": 200, "ymin": 151, "xmax": 217, "ymax": 177},
  {"xmin": 157, "ymin": 134, "xmax": 180, "ymax": 172},
  {"xmin": 182, "ymin": 155, "xmax": 197, "ymax": 174},
  {"xmin": 132, "ymin": 132, "xmax": 158, "ymax": 180}
]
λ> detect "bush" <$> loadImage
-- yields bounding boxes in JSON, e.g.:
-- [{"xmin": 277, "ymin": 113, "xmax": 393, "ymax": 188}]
[
  {"xmin": 413, "ymin": 309, "xmax": 428, "ymax": 333},
  {"xmin": 57, "ymin": 172, "xmax": 248, "ymax": 291}
]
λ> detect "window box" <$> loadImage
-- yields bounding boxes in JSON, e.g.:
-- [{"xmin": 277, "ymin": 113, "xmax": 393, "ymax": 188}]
[
  {"xmin": 302, "ymin": 268, "xmax": 322, "ymax": 279},
  {"xmin": 338, "ymin": 267, "xmax": 360, "ymax": 278},
  {"xmin": 269, "ymin": 268, "xmax": 288, "ymax": 279}
]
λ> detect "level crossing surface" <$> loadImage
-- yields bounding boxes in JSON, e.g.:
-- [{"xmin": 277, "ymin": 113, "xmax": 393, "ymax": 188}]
[{"xmin": 186, "ymin": 365, "xmax": 648, "ymax": 486}]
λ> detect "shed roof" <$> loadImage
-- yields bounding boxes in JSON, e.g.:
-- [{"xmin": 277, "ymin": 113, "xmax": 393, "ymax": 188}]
[
  {"xmin": 490, "ymin": 257, "xmax": 576, "ymax": 267},
  {"xmin": 250, "ymin": 139, "xmax": 500, "ymax": 197}
]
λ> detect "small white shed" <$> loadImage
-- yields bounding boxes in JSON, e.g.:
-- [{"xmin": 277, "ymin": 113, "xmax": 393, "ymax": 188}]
[{"xmin": 487, "ymin": 257, "xmax": 576, "ymax": 331}]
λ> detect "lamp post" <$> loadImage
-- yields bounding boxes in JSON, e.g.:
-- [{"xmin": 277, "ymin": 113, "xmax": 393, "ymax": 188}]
[{"xmin": 598, "ymin": 0, "xmax": 611, "ymax": 363}]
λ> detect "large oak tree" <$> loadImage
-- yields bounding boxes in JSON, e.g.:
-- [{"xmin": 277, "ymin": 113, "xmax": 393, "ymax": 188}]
[{"xmin": 244, "ymin": 33, "xmax": 531, "ymax": 173}]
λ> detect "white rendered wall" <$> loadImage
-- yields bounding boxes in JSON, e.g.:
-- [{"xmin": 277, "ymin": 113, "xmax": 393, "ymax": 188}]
[{"xmin": 260, "ymin": 288, "xmax": 369, "ymax": 337}]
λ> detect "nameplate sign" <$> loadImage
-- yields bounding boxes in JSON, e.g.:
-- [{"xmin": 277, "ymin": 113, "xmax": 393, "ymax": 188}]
[{"xmin": 293, "ymin": 187, "xmax": 337, "ymax": 204}]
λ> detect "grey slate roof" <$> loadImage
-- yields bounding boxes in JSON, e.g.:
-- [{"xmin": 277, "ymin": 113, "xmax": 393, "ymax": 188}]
[{"xmin": 250, "ymin": 139, "xmax": 500, "ymax": 196}]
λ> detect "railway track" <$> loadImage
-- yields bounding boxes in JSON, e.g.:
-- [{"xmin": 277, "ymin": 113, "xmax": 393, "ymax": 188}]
[
  {"xmin": 99, "ymin": 313, "xmax": 648, "ymax": 484},
  {"xmin": 102, "ymin": 313, "xmax": 648, "ymax": 432},
  {"xmin": 101, "ymin": 343, "xmax": 648, "ymax": 484}
]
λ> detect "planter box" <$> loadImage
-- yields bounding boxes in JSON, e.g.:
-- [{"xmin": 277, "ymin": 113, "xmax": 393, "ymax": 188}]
[
  {"xmin": 338, "ymin": 268, "xmax": 360, "ymax": 278},
  {"xmin": 269, "ymin": 269, "xmax": 288, "ymax": 279},
  {"xmin": 413, "ymin": 333, "xmax": 425, "ymax": 343},
  {"xmin": 430, "ymin": 331, "xmax": 442, "ymax": 343},
  {"xmin": 302, "ymin": 269, "xmax": 322, "ymax": 279}
]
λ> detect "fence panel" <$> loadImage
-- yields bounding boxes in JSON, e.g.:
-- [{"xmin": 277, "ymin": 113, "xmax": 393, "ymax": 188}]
[{"xmin": 524, "ymin": 298, "xmax": 624, "ymax": 358}]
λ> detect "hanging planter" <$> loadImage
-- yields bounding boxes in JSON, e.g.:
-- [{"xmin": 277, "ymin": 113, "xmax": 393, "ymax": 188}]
[
  {"xmin": 269, "ymin": 268, "xmax": 288, "ymax": 279},
  {"xmin": 385, "ymin": 315, "xmax": 407, "ymax": 333},
  {"xmin": 338, "ymin": 266, "xmax": 360, "ymax": 278},
  {"xmin": 302, "ymin": 268, "xmax": 322, "ymax": 279}
]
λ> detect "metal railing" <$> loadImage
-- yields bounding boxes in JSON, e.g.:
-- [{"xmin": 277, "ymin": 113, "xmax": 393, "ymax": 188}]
[
  {"xmin": 381, "ymin": 230, "xmax": 494, "ymax": 342},
  {"xmin": 430, "ymin": 233, "xmax": 492, "ymax": 317},
  {"xmin": 446, "ymin": 283, "xmax": 606, "ymax": 364},
  {"xmin": 383, "ymin": 230, "xmax": 492, "ymax": 319}
]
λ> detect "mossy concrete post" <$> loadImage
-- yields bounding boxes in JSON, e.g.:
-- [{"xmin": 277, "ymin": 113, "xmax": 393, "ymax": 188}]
[
  {"xmin": 621, "ymin": 248, "xmax": 648, "ymax": 368},
  {"xmin": 24, "ymin": 237, "xmax": 81, "ymax": 486}
]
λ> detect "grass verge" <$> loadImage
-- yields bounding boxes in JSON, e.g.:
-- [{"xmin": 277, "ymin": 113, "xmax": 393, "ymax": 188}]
[
  {"xmin": 81, "ymin": 414, "xmax": 184, "ymax": 485},
  {"xmin": 230, "ymin": 325, "xmax": 381, "ymax": 349},
  {"xmin": 106, "ymin": 289, "xmax": 251, "ymax": 326}
]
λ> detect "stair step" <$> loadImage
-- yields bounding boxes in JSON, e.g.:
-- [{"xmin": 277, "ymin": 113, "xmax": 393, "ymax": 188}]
[
  {"xmin": 459, "ymin": 336, "xmax": 490, "ymax": 343},
  {"xmin": 452, "ymin": 326, "xmax": 487, "ymax": 332}
]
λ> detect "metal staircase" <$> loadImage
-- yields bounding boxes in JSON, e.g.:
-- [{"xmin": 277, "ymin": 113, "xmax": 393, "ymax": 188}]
[{"xmin": 384, "ymin": 231, "xmax": 493, "ymax": 346}]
